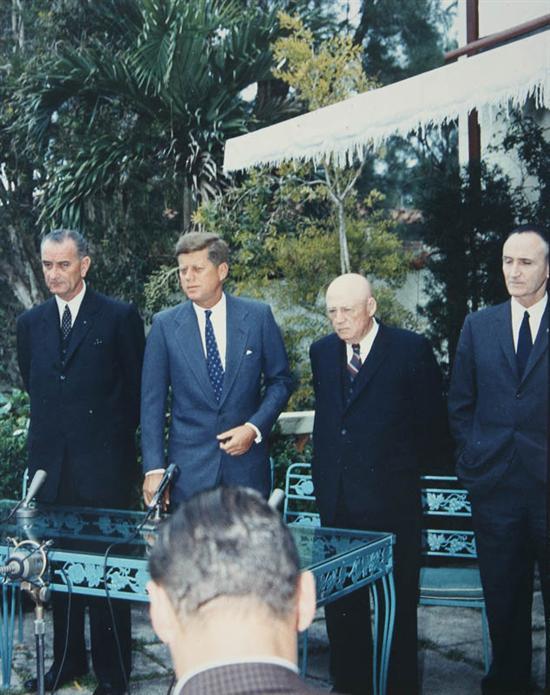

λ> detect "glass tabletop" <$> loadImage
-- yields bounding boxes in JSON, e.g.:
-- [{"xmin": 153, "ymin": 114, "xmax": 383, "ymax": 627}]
[{"xmin": 0, "ymin": 500, "xmax": 392, "ymax": 570}]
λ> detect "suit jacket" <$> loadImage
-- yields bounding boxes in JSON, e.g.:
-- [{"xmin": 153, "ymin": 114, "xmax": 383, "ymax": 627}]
[
  {"xmin": 310, "ymin": 324, "xmax": 446, "ymax": 527},
  {"xmin": 16, "ymin": 288, "xmax": 145, "ymax": 506},
  {"xmin": 177, "ymin": 662, "xmax": 328, "ymax": 695},
  {"xmin": 448, "ymin": 299, "xmax": 548, "ymax": 497},
  {"xmin": 140, "ymin": 294, "xmax": 293, "ymax": 502}
]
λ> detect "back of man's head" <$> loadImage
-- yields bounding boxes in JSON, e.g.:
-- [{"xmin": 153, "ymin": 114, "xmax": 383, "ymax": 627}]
[{"xmin": 147, "ymin": 486, "xmax": 315, "ymax": 675}]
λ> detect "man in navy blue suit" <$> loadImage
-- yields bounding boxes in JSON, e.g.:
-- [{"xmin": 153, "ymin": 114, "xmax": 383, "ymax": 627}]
[
  {"xmin": 17, "ymin": 229, "xmax": 144, "ymax": 695},
  {"xmin": 310, "ymin": 273, "xmax": 446, "ymax": 695},
  {"xmin": 448, "ymin": 225, "xmax": 548, "ymax": 695},
  {"xmin": 141, "ymin": 232, "xmax": 293, "ymax": 507}
]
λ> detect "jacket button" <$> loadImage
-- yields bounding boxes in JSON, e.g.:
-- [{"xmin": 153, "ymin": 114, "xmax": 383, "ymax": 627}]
[
  {"xmin": 515, "ymin": 391, "xmax": 521, "ymax": 399},
  {"xmin": 341, "ymin": 428, "xmax": 347, "ymax": 436}
]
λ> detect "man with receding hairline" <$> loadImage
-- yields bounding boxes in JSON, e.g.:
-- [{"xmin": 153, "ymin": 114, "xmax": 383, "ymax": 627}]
[
  {"xmin": 16, "ymin": 228, "xmax": 144, "ymax": 694},
  {"xmin": 310, "ymin": 273, "xmax": 446, "ymax": 695},
  {"xmin": 147, "ymin": 486, "xmax": 325, "ymax": 695},
  {"xmin": 448, "ymin": 224, "xmax": 549, "ymax": 695}
]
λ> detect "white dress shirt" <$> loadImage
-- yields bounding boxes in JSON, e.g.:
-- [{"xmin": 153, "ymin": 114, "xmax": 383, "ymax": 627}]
[
  {"xmin": 54, "ymin": 281, "xmax": 86, "ymax": 327},
  {"xmin": 510, "ymin": 294, "xmax": 547, "ymax": 351},
  {"xmin": 192, "ymin": 293, "xmax": 227, "ymax": 368},
  {"xmin": 345, "ymin": 317, "xmax": 379, "ymax": 364}
]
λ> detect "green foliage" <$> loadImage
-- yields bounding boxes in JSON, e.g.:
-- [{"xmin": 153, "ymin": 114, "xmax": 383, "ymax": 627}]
[
  {"xmin": 273, "ymin": 12, "xmax": 375, "ymax": 110},
  {"xmin": 415, "ymin": 155, "xmax": 520, "ymax": 370},
  {"xmin": 501, "ymin": 113, "xmax": 550, "ymax": 227},
  {"xmin": 0, "ymin": 390, "xmax": 30, "ymax": 499}
]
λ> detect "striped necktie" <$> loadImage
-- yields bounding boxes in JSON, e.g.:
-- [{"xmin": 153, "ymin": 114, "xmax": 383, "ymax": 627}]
[{"xmin": 347, "ymin": 343, "xmax": 362, "ymax": 380}]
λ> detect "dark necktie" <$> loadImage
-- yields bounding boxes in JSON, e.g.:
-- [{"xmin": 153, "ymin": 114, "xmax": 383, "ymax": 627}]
[
  {"xmin": 347, "ymin": 343, "xmax": 362, "ymax": 381},
  {"xmin": 516, "ymin": 310, "xmax": 532, "ymax": 378},
  {"xmin": 205, "ymin": 310, "xmax": 224, "ymax": 401},
  {"xmin": 61, "ymin": 304, "xmax": 72, "ymax": 341}
]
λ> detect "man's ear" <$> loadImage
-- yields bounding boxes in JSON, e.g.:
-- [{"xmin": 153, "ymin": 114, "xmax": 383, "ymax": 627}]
[
  {"xmin": 367, "ymin": 295, "xmax": 377, "ymax": 317},
  {"xmin": 80, "ymin": 255, "xmax": 91, "ymax": 278},
  {"xmin": 295, "ymin": 571, "xmax": 316, "ymax": 633},
  {"xmin": 147, "ymin": 580, "xmax": 180, "ymax": 645}
]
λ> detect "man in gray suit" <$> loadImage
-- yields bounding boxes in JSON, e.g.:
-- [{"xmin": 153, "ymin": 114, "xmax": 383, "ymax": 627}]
[
  {"xmin": 147, "ymin": 486, "xmax": 324, "ymax": 695},
  {"xmin": 141, "ymin": 232, "xmax": 293, "ymax": 506},
  {"xmin": 448, "ymin": 224, "xmax": 548, "ymax": 695}
]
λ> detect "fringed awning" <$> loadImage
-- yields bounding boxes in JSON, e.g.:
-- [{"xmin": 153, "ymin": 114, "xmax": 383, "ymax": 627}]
[{"xmin": 223, "ymin": 31, "xmax": 549, "ymax": 172}]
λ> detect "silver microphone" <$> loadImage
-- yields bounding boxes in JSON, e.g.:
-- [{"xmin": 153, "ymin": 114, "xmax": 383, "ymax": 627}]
[
  {"xmin": 17, "ymin": 470, "xmax": 47, "ymax": 519},
  {"xmin": 268, "ymin": 488, "xmax": 285, "ymax": 510},
  {"xmin": 148, "ymin": 464, "xmax": 179, "ymax": 511}
]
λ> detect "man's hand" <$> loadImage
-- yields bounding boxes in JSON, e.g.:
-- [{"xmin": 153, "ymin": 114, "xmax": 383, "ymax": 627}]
[
  {"xmin": 143, "ymin": 472, "xmax": 170, "ymax": 510},
  {"xmin": 217, "ymin": 424, "xmax": 256, "ymax": 456}
]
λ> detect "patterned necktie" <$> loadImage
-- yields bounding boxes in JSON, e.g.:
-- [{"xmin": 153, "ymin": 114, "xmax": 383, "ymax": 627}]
[
  {"xmin": 516, "ymin": 310, "xmax": 532, "ymax": 378},
  {"xmin": 347, "ymin": 343, "xmax": 362, "ymax": 380},
  {"xmin": 205, "ymin": 309, "xmax": 224, "ymax": 401},
  {"xmin": 61, "ymin": 304, "xmax": 72, "ymax": 341}
]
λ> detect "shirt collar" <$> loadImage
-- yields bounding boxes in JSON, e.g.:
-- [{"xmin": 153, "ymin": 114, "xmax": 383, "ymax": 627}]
[
  {"xmin": 510, "ymin": 293, "xmax": 547, "ymax": 322},
  {"xmin": 54, "ymin": 280, "xmax": 87, "ymax": 322},
  {"xmin": 346, "ymin": 317, "xmax": 379, "ymax": 356},
  {"xmin": 192, "ymin": 292, "xmax": 226, "ymax": 320}
]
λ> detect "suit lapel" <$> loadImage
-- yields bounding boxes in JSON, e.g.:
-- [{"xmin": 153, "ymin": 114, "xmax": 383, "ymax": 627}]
[
  {"xmin": 346, "ymin": 323, "xmax": 390, "ymax": 409},
  {"xmin": 40, "ymin": 298, "xmax": 62, "ymax": 365},
  {"xmin": 323, "ymin": 334, "xmax": 346, "ymax": 413},
  {"xmin": 174, "ymin": 302, "xmax": 217, "ymax": 404},
  {"xmin": 62, "ymin": 288, "xmax": 99, "ymax": 366},
  {"xmin": 521, "ymin": 300, "xmax": 548, "ymax": 382},
  {"xmin": 495, "ymin": 301, "xmax": 518, "ymax": 378},
  {"xmin": 220, "ymin": 295, "xmax": 249, "ymax": 406}
]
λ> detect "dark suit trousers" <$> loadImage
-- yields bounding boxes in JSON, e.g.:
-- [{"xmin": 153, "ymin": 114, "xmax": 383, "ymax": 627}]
[
  {"xmin": 324, "ymin": 490, "xmax": 421, "ymax": 695},
  {"xmin": 470, "ymin": 457, "xmax": 548, "ymax": 695},
  {"xmin": 51, "ymin": 456, "xmax": 132, "ymax": 686}
]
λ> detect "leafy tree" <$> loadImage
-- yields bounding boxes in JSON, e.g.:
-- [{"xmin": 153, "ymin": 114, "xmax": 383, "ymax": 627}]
[
  {"xmin": 272, "ymin": 11, "xmax": 378, "ymax": 273},
  {"xmin": 414, "ymin": 148, "xmax": 522, "ymax": 372},
  {"xmin": 353, "ymin": 0, "xmax": 455, "ymax": 84},
  {"xmin": 17, "ymin": 0, "xmax": 282, "ymax": 232}
]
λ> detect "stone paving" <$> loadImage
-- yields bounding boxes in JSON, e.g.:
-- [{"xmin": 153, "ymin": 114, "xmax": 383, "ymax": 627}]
[{"xmin": 5, "ymin": 591, "xmax": 546, "ymax": 694}]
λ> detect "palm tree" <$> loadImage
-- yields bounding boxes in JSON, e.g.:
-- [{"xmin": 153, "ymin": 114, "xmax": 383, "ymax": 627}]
[{"xmin": 19, "ymin": 0, "xmax": 282, "ymax": 230}]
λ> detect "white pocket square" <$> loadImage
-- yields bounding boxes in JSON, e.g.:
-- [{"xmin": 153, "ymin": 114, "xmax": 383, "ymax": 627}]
[{"xmin": 246, "ymin": 349, "xmax": 253, "ymax": 355}]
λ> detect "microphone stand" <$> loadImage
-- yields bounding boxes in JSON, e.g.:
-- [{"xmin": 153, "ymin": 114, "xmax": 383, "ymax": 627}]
[{"xmin": 22, "ymin": 582, "xmax": 51, "ymax": 695}]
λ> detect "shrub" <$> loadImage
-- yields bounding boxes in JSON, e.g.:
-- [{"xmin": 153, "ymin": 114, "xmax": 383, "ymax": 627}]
[{"xmin": 0, "ymin": 389, "xmax": 29, "ymax": 499}]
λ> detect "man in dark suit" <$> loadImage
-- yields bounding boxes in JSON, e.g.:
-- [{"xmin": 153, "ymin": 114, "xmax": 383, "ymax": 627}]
[
  {"xmin": 310, "ymin": 273, "xmax": 446, "ymax": 695},
  {"xmin": 17, "ymin": 229, "xmax": 144, "ymax": 695},
  {"xmin": 147, "ymin": 485, "xmax": 326, "ymax": 695},
  {"xmin": 448, "ymin": 225, "xmax": 549, "ymax": 695},
  {"xmin": 141, "ymin": 232, "xmax": 293, "ymax": 506}
]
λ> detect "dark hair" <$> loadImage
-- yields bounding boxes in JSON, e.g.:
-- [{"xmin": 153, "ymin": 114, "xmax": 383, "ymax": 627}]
[
  {"xmin": 507, "ymin": 224, "xmax": 548, "ymax": 256},
  {"xmin": 175, "ymin": 232, "xmax": 229, "ymax": 266},
  {"xmin": 148, "ymin": 486, "xmax": 301, "ymax": 619},
  {"xmin": 40, "ymin": 229, "xmax": 89, "ymax": 258}
]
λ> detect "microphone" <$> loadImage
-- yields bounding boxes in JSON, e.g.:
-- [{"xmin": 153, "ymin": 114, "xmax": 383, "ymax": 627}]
[
  {"xmin": 148, "ymin": 464, "xmax": 178, "ymax": 511},
  {"xmin": 268, "ymin": 488, "xmax": 285, "ymax": 510},
  {"xmin": 16, "ymin": 470, "xmax": 47, "ymax": 519},
  {"xmin": 0, "ymin": 541, "xmax": 49, "ymax": 581}
]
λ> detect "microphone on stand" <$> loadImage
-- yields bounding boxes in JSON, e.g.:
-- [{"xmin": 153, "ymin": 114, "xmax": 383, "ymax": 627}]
[
  {"xmin": 3, "ymin": 470, "xmax": 47, "ymax": 523},
  {"xmin": 147, "ymin": 464, "xmax": 179, "ymax": 513},
  {"xmin": 268, "ymin": 488, "xmax": 285, "ymax": 510},
  {"xmin": 16, "ymin": 470, "xmax": 48, "ymax": 520}
]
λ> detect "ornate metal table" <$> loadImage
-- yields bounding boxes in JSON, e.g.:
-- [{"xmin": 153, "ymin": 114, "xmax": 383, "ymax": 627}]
[{"xmin": 0, "ymin": 501, "xmax": 395, "ymax": 694}]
